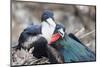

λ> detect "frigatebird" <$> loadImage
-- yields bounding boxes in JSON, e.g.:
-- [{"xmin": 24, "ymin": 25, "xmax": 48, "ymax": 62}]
[
  {"xmin": 15, "ymin": 10, "xmax": 64, "ymax": 64},
  {"xmin": 49, "ymin": 21, "xmax": 96, "ymax": 63}
]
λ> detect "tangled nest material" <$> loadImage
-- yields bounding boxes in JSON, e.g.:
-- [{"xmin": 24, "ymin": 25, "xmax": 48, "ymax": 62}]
[{"xmin": 11, "ymin": 47, "xmax": 50, "ymax": 66}]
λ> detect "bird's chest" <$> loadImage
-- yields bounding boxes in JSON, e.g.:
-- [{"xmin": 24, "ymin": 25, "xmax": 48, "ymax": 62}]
[{"xmin": 41, "ymin": 22, "xmax": 56, "ymax": 42}]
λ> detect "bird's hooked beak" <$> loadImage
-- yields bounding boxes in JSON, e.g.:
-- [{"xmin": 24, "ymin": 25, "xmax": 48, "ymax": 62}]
[{"xmin": 48, "ymin": 28, "xmax": 65, "ymax": 45}]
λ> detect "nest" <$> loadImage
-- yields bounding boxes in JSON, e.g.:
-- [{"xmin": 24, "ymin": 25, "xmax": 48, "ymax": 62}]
[{"xmin": 11, "ymin": 48, "xmax": 50, "ymax": 66}]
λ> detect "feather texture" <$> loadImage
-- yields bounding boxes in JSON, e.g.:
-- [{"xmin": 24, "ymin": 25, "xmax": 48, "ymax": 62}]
[{"xmin": 55, "ymin": 33, "xmax": 95, "ymax": 62}]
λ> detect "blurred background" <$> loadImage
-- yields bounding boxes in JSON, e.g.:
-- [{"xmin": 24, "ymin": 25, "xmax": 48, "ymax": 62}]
[{"xmin": 11, "ymin": 0, "xmax": 96, "ymax": 65}]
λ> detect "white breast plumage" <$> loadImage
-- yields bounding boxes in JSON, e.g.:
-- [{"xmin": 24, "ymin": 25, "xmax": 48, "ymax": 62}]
[{"xmin": 41, "ymin": 18, "xmax": 56, "ymax": 42}]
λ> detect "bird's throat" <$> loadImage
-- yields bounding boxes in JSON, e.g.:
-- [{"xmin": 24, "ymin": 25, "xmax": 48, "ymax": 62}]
[{"xmin": 48, "ymin": 33, "xmax": 61, "ymax": 45}]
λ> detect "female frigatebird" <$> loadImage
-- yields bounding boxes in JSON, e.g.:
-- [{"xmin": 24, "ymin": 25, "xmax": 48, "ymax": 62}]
[{"xmin": 15, "ymin": 10, "xmax": 64, "ymax": 64}]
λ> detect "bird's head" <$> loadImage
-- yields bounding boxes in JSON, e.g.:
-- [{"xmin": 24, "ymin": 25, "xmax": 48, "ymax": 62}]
[
  {"xmin": 55, "ymin": 24, "xmax": 65, "ymax": 38},
  {"xmin": 41, "ymin": 10, "xmax": 56, "ymax": 27},
  {"xmin": 41, "ymin": 10, "xmax": 54, "ymax": 22}
]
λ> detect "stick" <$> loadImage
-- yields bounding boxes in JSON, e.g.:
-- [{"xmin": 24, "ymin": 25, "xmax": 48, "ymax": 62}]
[{"xmin": 79, "ymin": 30, "xmax": 95, "ymax": 39}]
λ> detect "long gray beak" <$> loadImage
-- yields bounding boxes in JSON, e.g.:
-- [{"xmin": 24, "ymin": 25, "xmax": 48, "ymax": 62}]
[{"xmin": 58, "ymin": 28, "xmax": 65, "ymax": 38}]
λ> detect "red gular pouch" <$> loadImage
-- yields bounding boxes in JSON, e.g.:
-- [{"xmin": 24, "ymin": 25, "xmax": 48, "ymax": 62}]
[{"xmin": 48, "ymin": 33, "xmax": 61, "ymax": 45}]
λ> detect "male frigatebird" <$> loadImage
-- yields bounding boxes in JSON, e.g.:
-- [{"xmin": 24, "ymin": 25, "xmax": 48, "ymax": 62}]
[{"xmin": 49, "ymin": 21, "xmax": 96, "ymax": 63}]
